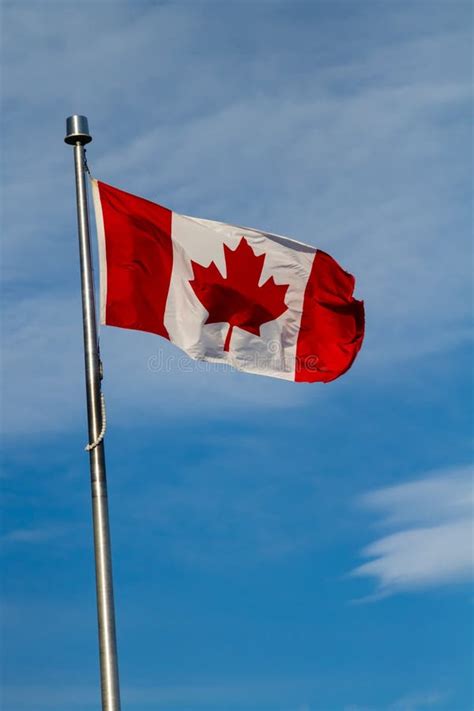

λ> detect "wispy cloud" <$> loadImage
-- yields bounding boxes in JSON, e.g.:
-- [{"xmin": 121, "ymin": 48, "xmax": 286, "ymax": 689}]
[
  {"xmin": 388, "ymin": 690, "xmax": 448, "ymax": 711},
  {"xmin": 1, "ymin": 1, "xmax": 472, "ymax": 438},
  {"xmin": 1, "ymin": 4, "xmax": 472, "ymax": 710},
  {"xmin": 1, "ymin": 677, "xmax": 317, "ymax": 710},
  {"xmin": 1, "ymin": 525, "xmax": 70, "ymax": 545},
  {"xmin": 350, "ymin": 466, "xmax": 473, "ymax": 597},
  {"xmin": 343, "ymin": 689, "xmax": 447, "ymax": 711},
  {"xmin": 3, "ymin": 679, "xmax": 449, "ymax": 711},
  {"xmin": 0, "ymin": 528, "xmax": 59, "ymax": 544}
]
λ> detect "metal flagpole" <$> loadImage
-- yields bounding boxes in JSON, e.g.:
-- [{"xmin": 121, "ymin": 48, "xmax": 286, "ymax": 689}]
[{"xmin": 65, "ymin": 115, "xmax": 121, "ymax": 711}]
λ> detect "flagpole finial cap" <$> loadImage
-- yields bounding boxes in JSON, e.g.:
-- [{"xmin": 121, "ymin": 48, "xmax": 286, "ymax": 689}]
[{"xmin": 64, "ymin": 115, "xmax": 92, "ymax": 145}]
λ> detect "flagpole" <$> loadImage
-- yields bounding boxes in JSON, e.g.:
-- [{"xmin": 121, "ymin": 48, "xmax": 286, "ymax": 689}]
[{"xmin": 65, "ymin": 115, "xmax": 121, "ymax": 711}]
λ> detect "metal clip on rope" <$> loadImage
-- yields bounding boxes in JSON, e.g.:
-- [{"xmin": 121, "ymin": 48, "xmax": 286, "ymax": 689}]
[{"xmin": 85, "ymin": 392, "xmax": 106, "ymax": 451}]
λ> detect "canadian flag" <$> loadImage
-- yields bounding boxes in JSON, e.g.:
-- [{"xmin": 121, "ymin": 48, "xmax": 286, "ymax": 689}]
[{"xmin": 91, "ymin": 180, "xmax": 364, "ymax": 382}]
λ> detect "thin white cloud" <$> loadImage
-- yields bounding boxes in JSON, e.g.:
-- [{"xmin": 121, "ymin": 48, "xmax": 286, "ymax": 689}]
[
  {"xmin": 1, "ymin": 3, "xmax": 471, "ymax": 438},
  {"xmin": 343, "ymin": 689, "xmax": 447, "ymax": 711},
  {"xmin": 1, "ymin": 682, "xmax": 449, "ymax": 711},
  {"xmin": 0, "ymin": 526, "xmax": 61, "ymax": 544},
  {"xmin": 0, "ymin": 677, "xmax": 317, "ymax": 709},
  {"xmin": 350, "ymin": 466, "xmax": 473, "ymax": 596},
  {"xmin": 388, "ymin": 690, "xmax": 448, "ymax": 711}
]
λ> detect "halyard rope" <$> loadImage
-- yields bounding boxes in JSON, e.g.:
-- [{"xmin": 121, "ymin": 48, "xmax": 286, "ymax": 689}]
[
  {"xmin": 85, "ymin": 392, "xmax": 106, "ymax": 451},
  {"xmin": 82, "ymin": 155, "xmax": 103, "ymax": 453},
  {"xmin": 83, "ymin": 148, "xmax": 91, "ymax": 176}
]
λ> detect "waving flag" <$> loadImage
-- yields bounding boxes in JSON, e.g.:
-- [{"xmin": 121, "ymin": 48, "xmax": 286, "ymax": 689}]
[{"xmin": 92, "ymin": 179, "xmax": 364, "ymax": 382}]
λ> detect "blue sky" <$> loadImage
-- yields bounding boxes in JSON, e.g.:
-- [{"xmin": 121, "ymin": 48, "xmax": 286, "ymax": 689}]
[{"xmin": 1, "ymin": 1, "xmax": 472, "ymax": 710}]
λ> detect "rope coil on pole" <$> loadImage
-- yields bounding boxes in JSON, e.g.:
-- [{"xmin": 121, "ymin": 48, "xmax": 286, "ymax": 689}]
[{"xmin": 85, "ymin": 391, "xmax": 107, "ymax": 451}]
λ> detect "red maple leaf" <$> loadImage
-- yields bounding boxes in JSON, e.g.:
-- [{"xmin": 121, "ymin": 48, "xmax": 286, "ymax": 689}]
[{"xmin": 189, "ymin": 237, "xmax": 289, "ymax": 352}]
